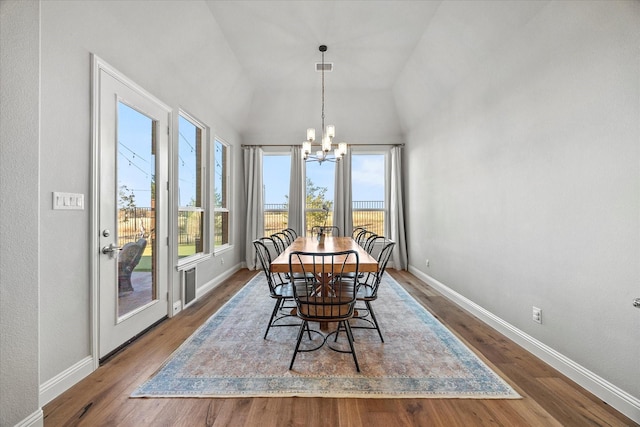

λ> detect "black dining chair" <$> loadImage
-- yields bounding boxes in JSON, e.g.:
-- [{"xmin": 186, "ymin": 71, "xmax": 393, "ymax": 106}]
[
  {"xmin": 253, "ymin": 238, "xmax": 299, "ymax": 339},
  {"xmin": 288, "ymin": 249, "xmax": 360, "ymax": 372},
  {"xmin": 272, "ymin": 230, "xmax": 292, "ymax": 246},
  {"xmin": 283, "ymin": 228, "xmax": 298, "ymax": 241},
  {"xmin": 311, "ymin": 225, "xmax": 340, "ymax": 237},
  {"xmin": 352, "ymin": 240, "xmax": 396, "ymax": 342}
]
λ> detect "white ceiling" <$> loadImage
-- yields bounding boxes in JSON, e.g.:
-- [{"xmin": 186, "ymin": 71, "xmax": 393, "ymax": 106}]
[
  {"xmin": 203, "ymin": 1, "xmax": 550, "ymax": 143},
  {"xmin": 205, "ymin": 1, "xmax": 441, "ymax": 91}
]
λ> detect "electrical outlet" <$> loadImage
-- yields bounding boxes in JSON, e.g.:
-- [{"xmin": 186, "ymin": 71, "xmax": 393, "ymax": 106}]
[
  {"xmin": 425, "ymin": 259, "xmax": 430, "ymax": 267},
  {"xmin": 532, "ymin": 306, "xmax": 542, "ymax": 324},
  {"xmin": 220, "ymin": 257, "xmax": 225, "ymax": 265}
]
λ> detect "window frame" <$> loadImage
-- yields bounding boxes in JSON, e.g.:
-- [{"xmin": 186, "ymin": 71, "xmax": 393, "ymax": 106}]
[
  {"xmin": 213, "ymin": 137, "xmax": 231, "ymax": 252},
  {"xmin": 262, "ymin": 151, "xmax": 291, "ymax": 237},
  {"xmin": 350, "ymin": 149, "xmax": 388, "ymax": 237},
  {"xmin": 176, "ymin": 109, "xmax": 211, "ymax": 267}
]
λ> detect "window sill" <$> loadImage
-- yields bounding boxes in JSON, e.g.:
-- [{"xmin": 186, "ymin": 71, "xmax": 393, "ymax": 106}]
[{"xmin": 176, "ymin": 252, "xmax": 213, "ymax": 271}]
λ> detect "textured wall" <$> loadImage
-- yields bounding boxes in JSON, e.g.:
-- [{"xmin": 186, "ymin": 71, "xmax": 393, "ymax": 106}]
[
  {"xmin": 0, "ymin": 1, "xmax": 42, "ymax": 425},
  {"xmin": 397, "ymin": 0, "xmax": 640, "ymax": 404}
]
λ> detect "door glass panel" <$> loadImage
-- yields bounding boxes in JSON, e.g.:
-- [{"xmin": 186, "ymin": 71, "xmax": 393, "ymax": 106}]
[{"xmin": 117, "ymin": 101, "xmax": 157, "ymax": 318}]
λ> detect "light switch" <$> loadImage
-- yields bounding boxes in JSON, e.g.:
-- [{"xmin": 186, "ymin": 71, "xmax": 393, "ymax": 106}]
[{"xmin": 53, "ymin": 192, "xmax": 85, "ymax": 210}]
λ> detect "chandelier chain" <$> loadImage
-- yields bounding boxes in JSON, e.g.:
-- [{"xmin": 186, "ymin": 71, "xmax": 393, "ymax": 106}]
[{"xmin": 321, "ymin": 49, "xmax": 325, "ymax": 133}]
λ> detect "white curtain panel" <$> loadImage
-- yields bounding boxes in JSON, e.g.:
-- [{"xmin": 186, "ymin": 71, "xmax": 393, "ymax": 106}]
[
  {"xmin": 333, "ymin": 147, "xmax": 352, "ymax": 237},
  {"xmin": 288, "ymin": 146, "xmax": 305, "ymax": 237},
  {"xmin": 243, "ymin": 146, "xmax": 264, "ymax": 269},
  {"xmin": 389, "ymin": 146, "xmax": 408, "ymax": 269}
]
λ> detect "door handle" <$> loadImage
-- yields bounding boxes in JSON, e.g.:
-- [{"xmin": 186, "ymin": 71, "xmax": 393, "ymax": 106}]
[
  {"xmin": 633, "ymin": 298, "xmax": 640, "ymax": 308},
  {"xmin": 101, "ymin": 243, "xmax": 121, "ymax": 255}
]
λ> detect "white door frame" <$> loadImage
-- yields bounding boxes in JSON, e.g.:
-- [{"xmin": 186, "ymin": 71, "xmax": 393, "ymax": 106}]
[{"xmin": 90, "ymin": 54, "xmax": 173, "ymax": 367}]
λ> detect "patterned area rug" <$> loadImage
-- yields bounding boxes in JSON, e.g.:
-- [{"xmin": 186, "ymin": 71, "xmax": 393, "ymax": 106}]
[{"xmin": 132, "ymin": 273, "xmax": 520, "ymax": 399}]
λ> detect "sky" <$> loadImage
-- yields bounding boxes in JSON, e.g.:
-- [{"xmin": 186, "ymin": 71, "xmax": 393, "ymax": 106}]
[{"xmin": 118, "ymin": 102, "xmax": 155, "ymax": 208}]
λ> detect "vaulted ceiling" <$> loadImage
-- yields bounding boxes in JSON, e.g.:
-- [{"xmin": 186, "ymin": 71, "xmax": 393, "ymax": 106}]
[{"xmin": 203, "ymin": 1, "xmax": 549, "ymax": 145}]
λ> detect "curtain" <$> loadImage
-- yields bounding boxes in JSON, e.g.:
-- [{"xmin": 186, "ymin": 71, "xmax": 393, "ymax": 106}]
[
  {"xmin": 288, "ymin": 146, "xmax": 305, "ymax": 237},
  {"xmin": 243, "ymin": 146, "xmax": 263, "ymax": 269},
  {"xmin": 389, "ymin": 146, "xmax": 408, "ymax": 269},
  {"xmin": 333, "ymin": 147, "xmax": 352, "ymax": 237}
]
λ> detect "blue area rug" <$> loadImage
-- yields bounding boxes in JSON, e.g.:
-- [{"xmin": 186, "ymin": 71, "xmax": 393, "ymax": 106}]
[{"xmin": 132, "ymin": 272, "xmax": 520, "ymax": 398}]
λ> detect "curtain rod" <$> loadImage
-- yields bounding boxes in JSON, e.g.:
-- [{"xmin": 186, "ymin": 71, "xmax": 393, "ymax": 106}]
[{"xmin": 241, "ymin": 143, "xmax": 404, "ymax": 148}]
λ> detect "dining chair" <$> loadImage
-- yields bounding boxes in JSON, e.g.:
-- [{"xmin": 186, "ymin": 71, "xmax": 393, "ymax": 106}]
[
  {"xmin": 311, "ymin": 225, "xmax": 340, "ymax": 237},
  {"xmin": 282, "ymin": 228, "xmax": 297, "ymax": 242},
  {"xmin": 272, "ymin": 230, "xmax": 292, "ymax": 246},
  {"xmin": 352, "ymin": 227, "xmax": 367, "ymax": 240},
  {"xmin": 253, "ymin": 238, "xmax": 299, "ymax": 339},
  {"xmin": 356, "ymin": 230, "xmax": 376, "ymax": 247},
  {"xmin": 363, "ymin": 234, "xmax": 387, "ymax": 256},
  {"xmin": 352, "ymin": 240, "xmax": 396, "ymax": 342},
  {"xmin": 288, "ymin": 249, "xmax": 360, "ymax": 372}
]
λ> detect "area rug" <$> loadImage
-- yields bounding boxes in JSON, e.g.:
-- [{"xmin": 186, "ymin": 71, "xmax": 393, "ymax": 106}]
[{"xmin": 132, "ymin": 272, "xmax": 520, "ymax": 399}]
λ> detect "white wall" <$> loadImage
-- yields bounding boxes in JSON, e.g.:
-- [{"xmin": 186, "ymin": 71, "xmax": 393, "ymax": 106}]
[
  {"xmin": 243, "ymin": 87, "xmax": 404, "ymax": 147},
  {"xmin": 38, "ymin": 0, "xmax": 252, "ymax": 389},
  {"xmin": 396, "ymin": 0, "xmax": 640, "ymax": 414},
  {"xmin": 0, "ymin": 1, "xmax": 43, "ymax": 425}
]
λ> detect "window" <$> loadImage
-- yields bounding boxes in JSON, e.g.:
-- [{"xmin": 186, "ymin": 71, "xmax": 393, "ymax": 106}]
[
  {"xmin": 352, "ymin": 153, "xmax": 385, "ymax": 236},
  {"xmin": 178, "ymin": 113, "xmax": 207, "ymax": 259},
  {"xmin": 305, "ymin": 161, "xmax": 335, "ymax": 236},
  {"xmin": 213, "ymin": 138, "xmax": 230, "ymax": 249},
  {"xmin": 263, "ymin": 154, "xmax": 290, "ymax": 236}
]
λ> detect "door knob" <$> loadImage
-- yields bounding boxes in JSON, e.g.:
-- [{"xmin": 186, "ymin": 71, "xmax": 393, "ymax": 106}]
[
  {"xmin": 633, "ymin": 298, "xmax": 640, "ymax": 308},
  {"xmin": 101, "ymin": 243, "xmax": 121, "ymax": 254}
]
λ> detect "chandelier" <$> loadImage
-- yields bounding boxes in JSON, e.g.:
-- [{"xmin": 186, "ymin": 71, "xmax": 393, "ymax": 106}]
[{"xmin": 302, "ymin": 45, "xmax": 347, "ymax": 164}]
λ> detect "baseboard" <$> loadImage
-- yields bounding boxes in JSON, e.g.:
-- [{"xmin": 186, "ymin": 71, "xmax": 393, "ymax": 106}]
[
  {"xmin": 408, "ymin": 265, "xmax": 640, "ymax": 424},
  {"xmin": 196, "ymin": 263, "xmax": 244, "ymax": 300},
  {"xmin": 39, "ymin": 355, "xmax": 93, "ymax": 407},
  {"xmin": 15, "ymin": 409, "xmax": 43, "ymax": 427}
]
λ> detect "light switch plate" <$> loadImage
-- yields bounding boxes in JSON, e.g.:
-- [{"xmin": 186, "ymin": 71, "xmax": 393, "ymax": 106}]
[{"xmin": 53, "ymin": 192, "xmax": 85, "ymax": 210}]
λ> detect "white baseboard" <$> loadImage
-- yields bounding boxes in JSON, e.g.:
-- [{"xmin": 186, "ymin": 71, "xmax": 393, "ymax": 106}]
[
  {"xmin": 15, "ymin": 409, "xmax": 43, "ymax": 427},
  {"xmin": 196, "ymin": 263, "xmax": 244, "ymax": 300},
  {"xmin": 408, "ymin": 265, "xmax": 640, "ymax": 424},
  {"xmin": 39, "ymin": 355, "xmax": 93, "ymax": 407}
]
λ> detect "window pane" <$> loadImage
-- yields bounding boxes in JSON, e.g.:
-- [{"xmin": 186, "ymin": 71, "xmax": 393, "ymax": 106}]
[
  {"xmin": 214, "ymin": 211, "xmax": 229, "ymax": 246},
  {"xmin": 178, "ymin": 210, "xmax": 203, "ymax": 258},
  {"xmin": 352, "ymin": 154, "xmax": 385, "ymax": 236},
  {"xmin": 178, "ymin": 116, "xmax": 201, "ymax": 208},
  {"xmin": 305, "ymin": 161, "xmax": 334, "ymax": 235},
  {"xmin": 213, "ymin": 139, "xmax": 230, "ymax": 248},
  {"xmin": 263, "ymin": 154, "xmax": 290, "ymax": 236},
  {"xmin": 117, "ymin": 101, "xmax": 157, "ymax": 317},
  {"xmin": 214, "ymin": 140, "xmax": 226, "ymax": 209},
  {"xmin": 178, "ymin": 113, "xmax": 205, "ymax": 258}
]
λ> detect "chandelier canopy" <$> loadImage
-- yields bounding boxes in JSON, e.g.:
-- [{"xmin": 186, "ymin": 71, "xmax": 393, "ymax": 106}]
[{"xmin": 302, "ymin": 45, "xmax": 347, "ymax": 164}]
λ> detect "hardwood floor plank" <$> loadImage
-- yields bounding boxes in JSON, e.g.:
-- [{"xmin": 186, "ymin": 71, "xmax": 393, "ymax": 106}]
[{"xmin": 43, "ymin": 268, "xmax": 638, "ymax": 427}]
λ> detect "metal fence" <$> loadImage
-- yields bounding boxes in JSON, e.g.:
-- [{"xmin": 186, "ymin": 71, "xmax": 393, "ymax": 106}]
[{"xmin": 264, "ymin": 201, "xmax": 385, "ymax": 237}]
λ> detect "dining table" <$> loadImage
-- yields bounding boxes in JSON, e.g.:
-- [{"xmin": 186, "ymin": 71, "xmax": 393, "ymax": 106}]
[
  {"xmin": 269, "ymin": 236, "xmax": 379, "ymax": 274},
  {"xmin": 270, "ymin": 236, "xmax": 379, "ymax": 330}
]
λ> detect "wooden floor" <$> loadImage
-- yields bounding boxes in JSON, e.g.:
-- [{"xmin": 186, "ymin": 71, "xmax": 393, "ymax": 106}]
[{"xmin": 44, "ymin": 269, "xmax": 637, "ymax": 426}]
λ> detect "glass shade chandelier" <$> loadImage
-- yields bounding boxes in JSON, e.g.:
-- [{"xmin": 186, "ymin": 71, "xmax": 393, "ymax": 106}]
[{"xmin": 302, "ymin": 45, "xmax": 347, "ymax": 164}]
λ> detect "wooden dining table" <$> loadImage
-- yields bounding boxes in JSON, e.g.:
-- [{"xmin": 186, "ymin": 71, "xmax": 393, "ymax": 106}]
[
  {"xmin": 270, "ymin": 236, "xmax": 378, "ymax": 330},
  {"xmin": 269, "ymin": 236, "xmax": 379, "ymax": 275}
]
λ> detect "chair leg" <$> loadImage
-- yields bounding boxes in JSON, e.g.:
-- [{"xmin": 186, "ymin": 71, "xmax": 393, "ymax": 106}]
[
  {"xmin": 289, "ymin": 321, "xmax": 307, "ymax": 370},
  {"xmin": 264, "ymin": 298, "xmax": 282, "ymax": 339},
  {"xmin": 365, "ymin": 300, "xmax": 384, "ymax": 343},
  {"xmin": 343, "ymin": 320, "xmax": 360, "ymax": 372}
]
